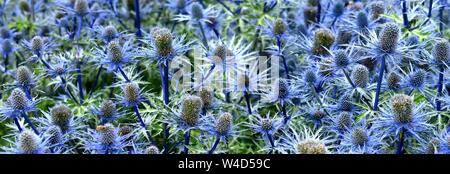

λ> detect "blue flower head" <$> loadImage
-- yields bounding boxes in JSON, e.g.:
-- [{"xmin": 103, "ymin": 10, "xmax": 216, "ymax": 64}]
[
  {"xmin": 339, "ymin": 120, "xmax": 385, "ymax": 154},
  {"xmin": 0, "ymin": 88, "xmax": 36, "ymax": 120},
  {"xmin": 143, "ymin": 27, "xmax": 192, "ymax": 64},
  {"xmin": 375, "ymin": 94, "xmax": 430, "ymax": 141},
  {"xmin": 84, "ymin": 124, "xmax": 129, "ymax": 154},
  {"xmin": 22, "ymin": 35, "xmax": 54, "ymax": 58},
  {"xmin": 97, "ymin": 40, "xmax": 134, "ymax": 72},
  {"xmin": 1, "ymin": 129, "xmax": 47, "ymax": 154},
  {"xmin": 92, "ymin": 100, "xmax": 123, "ymax": 124},
  {"xmin": 119, "ymin": 82, "xmax": 145, "ymax": 107},
  {"xmin": 279, "ymin": 125, "xmax": 336, "ymax": 154}
]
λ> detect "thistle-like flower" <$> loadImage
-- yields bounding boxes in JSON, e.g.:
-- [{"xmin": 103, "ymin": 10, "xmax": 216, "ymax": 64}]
[
  {"xmin": 279, "ymin": 125, "xmax": 335, "ymax": 154},
  {"xmin": 248, "ymin": 113, "xmax": 283, "ymax": 149},
  {"xmin": 339, "ymin": 120, "xmax": 384, "ymax": 154},
  {"xmin": 144, "ymin": 145, "xmax": 161, "ymax": 154},
  {"xmin": 144, "ymin": 27, "xmax": 191, "ymax": 64},
  {"xmin": 93, "ymin": 100, "xmax": 121, "ymax": 124},
  {"xmin": 180, "ymin": 95, "xmax": 203, "ymax": 127},
  {"xmin": 2, "ymin": 129, "xmax": 47, "ymax": 154},
  {"xmin": 84, "ymin": 124, "xmax": 128, "ymax": 154},
  {"xmin": 50, "ymin": 104, "xmax": 72, "ymax": 132},
  {"xmin": 350, "ymin": 64, "xmax": 369, "ymax": 88},
  {"xmin": 119, "ymin": 83, "xmax": 144, "ymax": 107},
  {"xmin": 15, "ymin": 66, "xmax": 36, "ymax": 89},
  {"xmin": 376, "ymin": 94, "xmax": 430, "ymax": 142},
  {"xmin": 23, "ymin": 35, "xmax": 53, "ymax": 58},
  {"xmin": 0, "ymin": 88, "xmax": 36, "ymax": 120},
  {"xmin": 432, "ymin": 39, "xmax": 449, "ymax": 65},
  {"xmin": 311, "ymin": 28, "xmax": 335, "ymax": 56}
]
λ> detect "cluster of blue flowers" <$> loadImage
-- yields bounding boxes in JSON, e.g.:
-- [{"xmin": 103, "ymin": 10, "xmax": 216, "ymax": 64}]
[{"xmin": 0, "ymin": 0, "xmax": 450, "ymax": 154}]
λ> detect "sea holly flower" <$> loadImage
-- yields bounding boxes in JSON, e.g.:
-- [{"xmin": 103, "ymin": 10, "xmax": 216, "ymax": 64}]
[
  {"xmin": 1, "ymin": 129, "xmax": 48, "ymax": 154},
  {"xmin": 0, "ymin": 88, "xmax": 38, "ymax": 133},
  {"xmin": 22, "ymin": 35, "xmax": 55, "ymax": 59},
  {"xmin": 339, "ymin": 120, "xmax": 385, "ymax": 154},
  {"xmin": 247, "ymin": 112, "xmax": 283, "ymax": 150},
  {"xmin": 35, "ymin": 104, "xmax": 84, "ymax": 134},
  {"xmin": 278, "ymin": 125, "xmax": 336, "ymax": 154},
  {"xmin": 204, "ymin": 112, "xmax": 241, "ymax": 154},
  {"xmin": 95, "ymin": 40, "xmax": 135, "ymax": 72},
  {"xmin": 91, "ymin": 100, "xmax": 123, "ymax": 124},
  {"xmin": 375, "ymin": 94, "xmax": 431, "ymax": 153},
  {"xmin": 84, "ymin": 124, "xmax": 129, "ymax": 154},
  {"xmin": 143, "ymin": 27, "xmax": 192, "ymax": 64}
]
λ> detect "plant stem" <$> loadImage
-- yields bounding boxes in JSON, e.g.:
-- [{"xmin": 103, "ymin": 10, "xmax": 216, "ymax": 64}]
[
  {"xmin": 266, "ymin": 131, "xmax": 275, "ymax": 148},
  {"xmin": 134, "ymin": 0, "xmax": 142, "ymax": 37},
  {"xmin": 184, "ymin": 130, "xmax": 190, "ymax": 154},
  {"xmin": 59, "ymin": 76, "xmax": 80, "ymax": 105},
  {"xmin": 208, "ymin": 136, "xmax": 220, "ymax": 154},
  {"xmin": 402, "ymin": 0, "xmax": 410, "ymax": 29},
  {"xmin": 133, "ymin": 105, "xmax": 155, "ymax": 144},
  {"xmin": 317, "ymin": 2, "xmax": 321, "ymax": 23},
  {"xmin": 159, "ymin": 62, "xmax": 170, "ymax": 154},
  {"xmin": 88, "ymin": 65, "xmax": 103, "ymax": 98},
  {"xmin": 3, "ymin": 53, "xmax": 7, "ymax": 72},
  {"xmin": 281, "ymin": 103, "xmax": 290, "ymax": 125},
  {"xmin": 439, "ymin": 0, "xmax": 444, "ymax": 34},
  {"xmin": 76, "ymin": 16, "xmax": 82, "ymax": 39},
  {"xmin": 277, "ymin": 37, "xmax": 290, "ymax": 79},
  {"xmin": 118, "ymin": 66, "xmax": 130, "ymax": 82},
  {"xmin": 373, "ymin": 57, "xmax": 386, "ymax": 111},
  {"xmin": 204, "ymin": 64, "xmax": 216, "ymax": 80},
  {"xmin": 343, "ymin": 69, "xmax": 374, "ymax": 110},
  {"xmin": 436, "ymin": 65, "xmax": 444, "ymax": 111},
  {"xmin": 14, "ymin": 117, "xmax": 22, "ymax": 132},
  {"xmin": 244, "ymin": 91, "xmax": 252, "ymax": 114},
  {"xmin": 21, "ymin": 112, "xmax": 39, "ymax": 135},
  {"xmin": 215, "ymin": 0, "xmax": 235, "ymax": 15},
  {"xmin": 77, "ymin": 63, "xmax": 84, "ymax": 104},
  {"xmin": 198, "ymin": 21, "xmax": 209, "ymax": 50},
  {"xmin": 396, "ymin": 127, "xmax": 405, "ymax": 154}
]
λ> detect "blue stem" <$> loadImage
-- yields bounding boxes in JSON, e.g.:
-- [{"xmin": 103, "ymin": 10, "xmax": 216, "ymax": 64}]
[
  {"xmin": 21, "ymin": 112, "xmax": 39, "ymax": 135},
  {"xmin": 159, "ymin": 63, "xmax": 170, "ymax": 154},
  {"xmin": 184, "ymin": 130, "xmax": 191, "ymax": 154},
  {"xmin": 427, "ymin": 0, "xmax": 433, "ymax": 18},
  {"xmin": 436, "ymin": 65, "xmax": 444, "ymax": 111},
  {"xmin": 76, "ymin": 16, "xmax": 82, "ymax": 39},
  {"xmin": 317, "ymin": 1, "xmax": 321, "ymax": 23},
  {"xmin": 204, "ymin": 64, "xmax": 216, "ymax": 80},
  {"xmin": 198, "ymin": 21, "xmax": 209, "ymax": 50},
  {"xmin": 14, "ymin": 117, "xmax": 22, "ymax": 132},
  {"xmin": 208, "ymin": 136, "xmax": 220, "ymax": 154},
  {"xmin": 396, "ymin": 128, "xmax": 405, "ymax": 154},
  {"xmin": 277, "ymin": 38, "xmax": 290, "ymax": 79},
  {"xmin": 134, "ymin": 0, "xmax": 142, "ymax": 37},
  {"xmin": 215, "ymin": 0, "xmax": 235, "ymax": 15},
  {"xmin": 3, "ymin": 53, "xmax": 7, "ymax": 72},
  {"xmin": 281, "ymin": 103, "xmax": 289, "ymax": 125},
  {"xmin": 88, "ymin": 65, "xmax": 103, "ymax": 98},
  {"xmin": 244, "ymin": 91, "xmax": 252, "ymax": 114},
  {"xmin": 266, "ymin": 131, "xmax": 275, "ymax": 148},
  {"xmin": 439, "ymin": 0, "xmax": 444, "ymax": 34},
  {"xmin": 118, "ymin": 66, "xmax": 130, "ymax": 82},
  {"xmin": 77, "ymin": 63, "xmax": 84, "ymax": 104},
  {"xmin": 133, "ymin": 105, "xmax": 155, "ymax": 144},
  {"xmin": 402, "ymin": 0, "xmax": 410, "ymax": 29},
  {"xmin": 373, "ymin": 57, "xmax": 386, "ymax": 111},
  {"xmin": 60, "ymin": 76, "xmax": 80, "ymax": 105}
]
